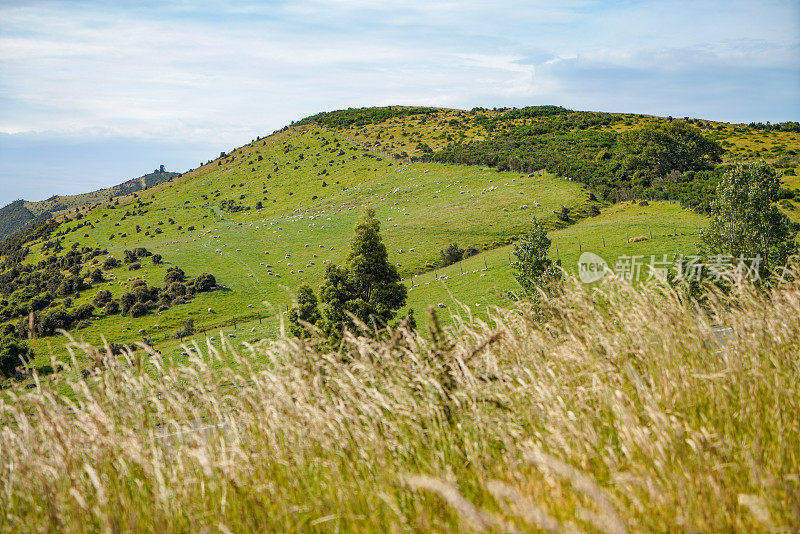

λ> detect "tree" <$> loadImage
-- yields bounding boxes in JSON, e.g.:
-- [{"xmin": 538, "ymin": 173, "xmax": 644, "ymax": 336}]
[
  {"xmin": 512, "ymin": 216, "xmax": 561, "ymax": 295},
  {"xmin": 289, "ymin": 284, "xmax": 322, "ymax": 338},
  {"xmin": 701, "ymin": 162, "xmax": 798, "ymax": 279},
  {"xmin": 339, "ymin": 208, "xmax": 407, "ymax": 324},
  {"xmin": 291, "ymin": 209, "xmax": 407, "ymax": 343},
  {"xmin": 616, "ymin": 121, "xmax": 723, "ymax": 187}
]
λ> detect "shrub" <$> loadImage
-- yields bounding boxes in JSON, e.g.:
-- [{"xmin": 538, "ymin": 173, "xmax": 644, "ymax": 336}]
[
  {"xmin": 194, "ymin": 273, "xmax": 216, "ymax": 292},
  {"xmin": 30, "ymin": 293, "xmax": 53, "ymax": 312},
  {"xmin": 134, "ymin": 247, "xmax": 152, "ymax": 258},
  {"xmin": 72, "ymin": 304, "xmax": 94, "ymax": 321},
  {"xmin": 89, "ymin": 268, "xmax": 104, "ymax": 283},
  {"xmin": 166, "ymin": 282, "xmax": 187, "ymax": 299},
  {"xmin": 120, "ymin": 292, "xmax": 136, "ymax": 315},
  {"xmin": 463, "ymin": 245, "xmax": 480, "ymax": 259},
  {"xmin": 174, "ymin": 319, "xmax": 195, "ymax": 339},
  {"xmin": 558, "ymin": 206, "xmax": 570, "ymax": 221},
  {"xmin": 129, "ymin": 302, "xmax": 148, "ymax": 318},
  {"xmin": 588, "ymin": 205, "xmax": 601, "ymax": 216},
  {"xmin": 93, "ymin": 290, "xmax": 113, "ymax": 307},
  {"xmin": 128, "ymin": 262, "xmax": 141, "ymax": 271},
  {"xmin": 123, "ymin": 250, "xmax": 137, "ymax": 264},
  {"xmin": 152, "ymin": 254, "xmax": 162, "ymax": 265},
  {"xmin": 164, "ymin": 267, "xmax": 186, "ymax": 286},
  {"xmin": 0, "ymin": 337, "xmax": 31, "ymax": 378},
  {"xmin": 439, "ymin": 243, "xmax": 465, "ymax": 267},
  {"xmin": 104, "ymin": 300, "xmax": 120, "ymax": 315}
]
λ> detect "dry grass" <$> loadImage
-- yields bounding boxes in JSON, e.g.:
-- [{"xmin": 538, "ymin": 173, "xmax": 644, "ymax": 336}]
[{"xmin": 2, "ymin": 270, "xmax": 800, "ymax": 532}]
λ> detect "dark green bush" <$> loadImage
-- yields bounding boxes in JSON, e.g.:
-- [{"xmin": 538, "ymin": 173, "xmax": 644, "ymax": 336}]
[
  {"xmin": 194, "ymin": 273, "xmax": 216, "ymax": 292},
  {"xmin": 164, "ymin": 267, "xmax": 186, "ymax": 286},
  {"xmin": 0, "ymin": 337, "xmax": 31, "ymax": 378},
  {"xmin": 129, "ymin": 302, "xmax": 148, "ymax": 318},
  {"xmin": 440, "ymin": 243, "xmax": 465, "ymax": 267},
  {"xmin": 93, "ymin": 290, "xmax": 113, "ymax": 307},
  {"xmin": 104, "ymin": 300, "xmax": 120, "ymax": 315}
]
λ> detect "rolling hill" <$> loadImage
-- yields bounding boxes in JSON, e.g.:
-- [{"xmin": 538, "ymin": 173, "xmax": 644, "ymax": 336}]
[
  {"xmin": 1, "ymin": 105, "xmax": 798, "ymax": 374},
  {"xmin": 0, "ymin": 167, "xmax": 179, "ymax": 241}
]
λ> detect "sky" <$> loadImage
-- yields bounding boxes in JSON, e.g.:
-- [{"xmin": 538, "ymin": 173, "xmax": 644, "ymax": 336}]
[{"xmin": 0, "ymin": 0, "xmax": 798, "ymax": 206}]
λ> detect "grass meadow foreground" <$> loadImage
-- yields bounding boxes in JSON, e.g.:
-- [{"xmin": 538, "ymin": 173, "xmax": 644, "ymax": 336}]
[{"xmin": 2, "ymin": 270, "xmax": 799, "ymax": 532}]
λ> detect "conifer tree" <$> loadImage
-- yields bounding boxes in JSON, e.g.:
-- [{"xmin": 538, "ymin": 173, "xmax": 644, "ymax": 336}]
[{"xmin": 289, "ymin": 209, "xmax": 407, "ymax": 343}]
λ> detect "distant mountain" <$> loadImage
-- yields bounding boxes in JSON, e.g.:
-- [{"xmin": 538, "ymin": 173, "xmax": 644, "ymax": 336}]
[{"xmin": 0, "ymin": 168, "xmax": 179, "ymax": 241}]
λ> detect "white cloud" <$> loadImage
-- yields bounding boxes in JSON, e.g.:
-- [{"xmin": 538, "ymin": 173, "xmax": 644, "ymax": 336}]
[{"xmin": 0, "ymin": 0, "xmax": 797, "ymax": 146}]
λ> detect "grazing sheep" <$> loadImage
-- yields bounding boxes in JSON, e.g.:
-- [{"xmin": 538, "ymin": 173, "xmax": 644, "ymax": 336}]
[{"xmin": 208, "ymin": 308, "xmax": 214, "ymax": 313}]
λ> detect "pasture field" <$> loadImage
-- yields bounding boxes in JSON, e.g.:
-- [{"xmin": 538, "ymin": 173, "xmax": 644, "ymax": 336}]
[
  {"xmin": 22, "ymin": 125, "xmax": 593, "ymax": 362},
  {"xmin": 12, "ymin": 107, "xmax": 795, "ymax": 371},
  {"xmin": 26, "ymin": 200, "xmax": 707, "ymax": 371}
]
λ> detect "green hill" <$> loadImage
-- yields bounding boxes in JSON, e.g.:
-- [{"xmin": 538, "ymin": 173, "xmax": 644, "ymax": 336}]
[
  {"xmin": 0, "ymin": 168, "xmax": 179, "ymax": 242},
  {"xmin": 0, "ymin": 200, "xmax": 44, "ymax": 240},
  {"xmin": 1, "ymin": 106, "xmax": 798, "ymax": 374}
]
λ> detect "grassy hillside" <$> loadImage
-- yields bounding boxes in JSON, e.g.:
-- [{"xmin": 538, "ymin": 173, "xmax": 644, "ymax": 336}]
[
  {"xmin": 0, "ymin": 169, "xmax": 178, "ymax": 241},
  {"xmin": 3, "ymin": 106, "xmax": 797, "ymax": 373},
  {"xmin": 18, "ymin": 125, "xmax": 595, "ymax": 364}
]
